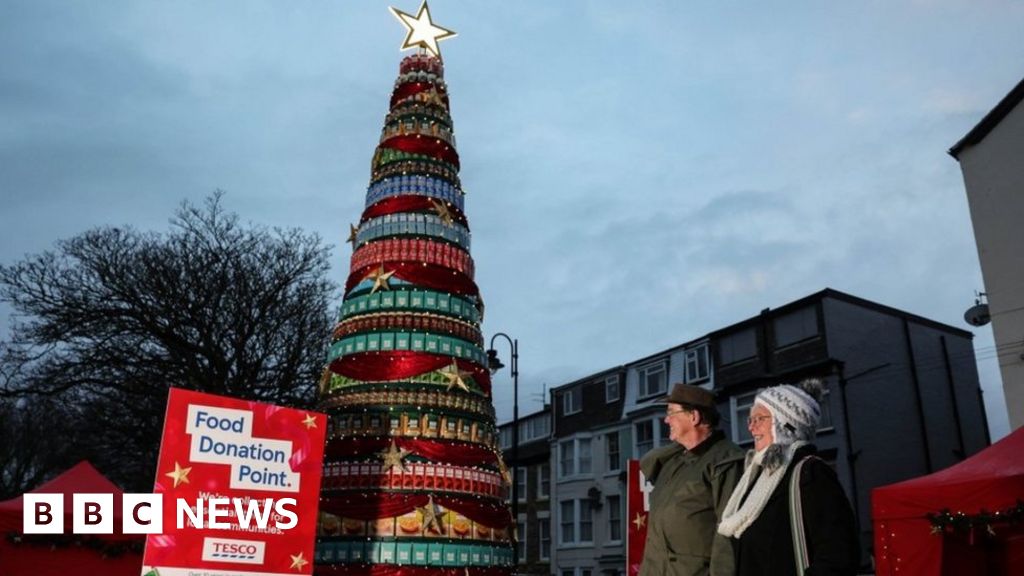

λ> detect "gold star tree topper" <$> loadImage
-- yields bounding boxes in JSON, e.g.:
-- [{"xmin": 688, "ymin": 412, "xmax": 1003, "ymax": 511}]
[{"xmin": 389, "ymin": 1, "xmax": 456, "ymax": 58}]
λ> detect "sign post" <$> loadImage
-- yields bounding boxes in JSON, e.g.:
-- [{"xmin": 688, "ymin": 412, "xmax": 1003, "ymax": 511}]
[
  {"xmin": 626, "ymin": 459, "xmax": 651, "ymax": 576},
  {"xmin": 141, "ymin": 387, "xmax": 326, "ymax": 576}
]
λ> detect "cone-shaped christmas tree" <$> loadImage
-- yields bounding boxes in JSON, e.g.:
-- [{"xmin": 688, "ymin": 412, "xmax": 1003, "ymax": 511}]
[{"xmin": 315, "ymin": 5, "xmax": 514, "ymax": 575}]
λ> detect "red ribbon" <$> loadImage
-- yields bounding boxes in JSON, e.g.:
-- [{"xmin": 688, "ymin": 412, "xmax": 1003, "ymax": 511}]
[
  {"xmin": 329, "ymin": 352, "xmax": 490, "ymax": 393},
  {"xmin": 390, "ymin": 82, "xmax": 450, "ymax": 111},
  {"xmin": 326, "ymin": 436, "xmax": 499, "ymax": 468},
  {"xmin": 319, "ymin": 492, "xmax": 512, "ymax": 528},
  {"xmin": 361, "ymin": 195, "xmax": 468, "ymax": 227},
  {"xmin": 344, "ymin": 261, "xmax": 480, "ymax": 298},
  {"xmin": 380, "ymin": 135, "xmax": 460, "ymax": 169}
]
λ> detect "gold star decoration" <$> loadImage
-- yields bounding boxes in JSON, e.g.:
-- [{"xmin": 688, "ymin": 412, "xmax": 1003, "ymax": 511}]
[
  {"xmin": 165, "ymin": 462, "xmax": 192, "ymax": 488},
  {"xmin": 347, "ymin": 223, "xmax": 359, "ymax": 245},
  {"xmin": 301, "ymin": 413, "xmax": 317, "ymax": 429},
  {"xmin": 319, "ymin": 367, "xmax": 333, "ymax": 395},
  {"xmin": 425, "ymin": 89, "xmax": 446, "ymax": 108},
  {"xmin": 389, "ymin": 1, "xmax": 457, "ymax": 58},
  {"xmin": 439, "ymin": 359, "xmax": 472, "ymax": 392},
  {"xmin": 365, "ymin": 265, "xmax": 396, "ymax": 294},
  {"xmin": 429, "ymin": 199, "xmax": 454, "ymax": 225},
  {"xmin": 495, "ymin": 454, "xmax": 512, "ymax": 485},
  {"xmin": 289, "ymin": 552, "xmax": 309, "ymax": 570},
  {"xmin": 419, "ymin": 494, "xmax": 445, "ymax": 535},
  {"xmin": 378, "ymin": 439, "xmax": 411, "ymax": 474},
  {"xmin": 632, "ymin": 512, "xmax": 647, "ymax": 530}
]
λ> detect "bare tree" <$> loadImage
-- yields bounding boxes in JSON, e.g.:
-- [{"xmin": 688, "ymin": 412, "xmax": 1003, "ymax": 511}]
[{"xmin": 0, "ymin": 192, "xmax": 334, "ymax": 491}]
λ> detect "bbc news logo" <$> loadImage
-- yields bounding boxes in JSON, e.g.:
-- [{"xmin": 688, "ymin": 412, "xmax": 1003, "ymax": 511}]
[{"xmin": 23, "ymin": 493, "xmax": 298, "ymax": 534}]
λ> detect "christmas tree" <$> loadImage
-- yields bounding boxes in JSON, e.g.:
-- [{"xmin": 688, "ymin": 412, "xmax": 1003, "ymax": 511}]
[{"xmin": 315, "ymin": 4, "xmax": 514, "ymax": 575}]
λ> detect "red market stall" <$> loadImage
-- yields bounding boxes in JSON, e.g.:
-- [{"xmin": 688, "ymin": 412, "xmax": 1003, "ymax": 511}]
[
  {"xmin": 0, "ymin": 461, "xmax": 143, "ymax": 576},
  {"xmin": 872, "ymin": 427, "xmax": 1024, "ymax": 576}
]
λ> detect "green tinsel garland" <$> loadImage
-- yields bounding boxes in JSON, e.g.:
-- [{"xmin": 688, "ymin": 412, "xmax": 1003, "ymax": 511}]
[{"xmin": 927, "ymin": 499, "xmax": 1024, "ymax": 535}]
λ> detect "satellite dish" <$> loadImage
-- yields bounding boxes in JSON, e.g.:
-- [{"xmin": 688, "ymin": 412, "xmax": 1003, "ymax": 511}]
[{"xmin": 964, "ymin": 303, "xmax": 991, "ymax": 327}]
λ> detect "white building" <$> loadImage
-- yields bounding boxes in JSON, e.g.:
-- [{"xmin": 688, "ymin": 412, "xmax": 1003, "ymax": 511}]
[{"xmin": 950, "ymin": 77, "xmax": 1024, "ymax": 432}]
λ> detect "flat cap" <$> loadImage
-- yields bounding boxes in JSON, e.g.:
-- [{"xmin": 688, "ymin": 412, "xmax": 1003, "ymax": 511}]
[{"xmin": 660, "ymin": 383, "xmax": 715, "ymax": 408}]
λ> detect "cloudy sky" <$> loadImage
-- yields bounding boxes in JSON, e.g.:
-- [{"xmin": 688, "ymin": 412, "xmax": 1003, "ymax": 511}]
[{"xmin": 2, "ymin": 1, "xmax": 1021, "ymax": 438}]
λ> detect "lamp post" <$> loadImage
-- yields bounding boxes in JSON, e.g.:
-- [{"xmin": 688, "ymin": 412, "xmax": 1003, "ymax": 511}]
[{"xmin": 486, "ymin": 333, "xmax": 519, "ymax": 525}]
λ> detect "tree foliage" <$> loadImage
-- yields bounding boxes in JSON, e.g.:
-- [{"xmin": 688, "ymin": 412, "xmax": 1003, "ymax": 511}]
[{"xmin": 0, "ymin": 193, "xmax": 333, "ymax": 493}]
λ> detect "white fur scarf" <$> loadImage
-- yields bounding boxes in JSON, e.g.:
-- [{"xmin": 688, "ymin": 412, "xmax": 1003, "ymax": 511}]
[{"xmin": 717, "ymin": 441, "xmax": 807, "ymax": 538}]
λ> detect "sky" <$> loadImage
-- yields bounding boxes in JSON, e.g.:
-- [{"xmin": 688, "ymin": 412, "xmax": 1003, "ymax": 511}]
[{"xmin": 1, "ymin": 1, "xmax": 1021, "ymax": 439}]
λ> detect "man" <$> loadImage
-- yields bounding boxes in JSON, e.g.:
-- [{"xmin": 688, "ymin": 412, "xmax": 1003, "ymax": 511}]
[{"xmin": 639, "ymin": 383, "xmax": 744, "ymax": 576}]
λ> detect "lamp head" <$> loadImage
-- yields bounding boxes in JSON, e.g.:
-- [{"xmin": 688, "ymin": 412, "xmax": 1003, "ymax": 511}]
[{"xmin": 486, "ymin": 349, "xmax": 505, "ymax": 373}]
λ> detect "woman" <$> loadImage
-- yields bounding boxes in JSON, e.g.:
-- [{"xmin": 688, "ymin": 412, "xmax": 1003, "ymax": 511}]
[{"xmin": 717, "ymin": 379, "xmax": 859, "ymax": 576}]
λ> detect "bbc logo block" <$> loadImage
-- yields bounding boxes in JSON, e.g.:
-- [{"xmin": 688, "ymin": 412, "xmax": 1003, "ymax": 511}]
[{"xmin": 23, "ymin": 493, "xmax": 163, "ymax": 534}]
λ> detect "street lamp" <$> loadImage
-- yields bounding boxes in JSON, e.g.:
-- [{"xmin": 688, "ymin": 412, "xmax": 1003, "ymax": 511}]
[{"xmin": 487, "ymin": 333, "xmax": 519, "ymax": 523}]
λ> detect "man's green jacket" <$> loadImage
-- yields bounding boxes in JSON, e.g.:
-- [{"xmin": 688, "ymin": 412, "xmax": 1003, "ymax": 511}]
[{"xmin": 639, "ymin": 430, "xmax": 744, "ymax": 576}]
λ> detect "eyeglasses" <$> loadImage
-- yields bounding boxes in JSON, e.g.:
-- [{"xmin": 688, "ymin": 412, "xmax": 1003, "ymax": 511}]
[
  {"xmin": 747, "ymin": 414, "xmax": 771, "ymax": 427},
  {"xmin": 665, "ymin": 408, "xmax": 690, "ymax": 417}
]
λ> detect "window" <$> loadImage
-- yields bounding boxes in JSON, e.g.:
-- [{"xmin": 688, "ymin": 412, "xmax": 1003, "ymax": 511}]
[
  {"xmin": 659, "ymin": 420, "xmax": 671, "ymax": 443},
  {"xmin": 579, "ymin": 501, "xmax": 593, "ymax": 543},
  {"xmin": 538, "ymin": 463, "xmax": 550, "ymax": 499},
  {"xmin": 560, "ymin": 441, "xmax": 575, "ymax": 477},
  {"xmin": 635, "ymin": 420, "xmax": 654, "ymax": 456},
  {"xmin": 538, "ymin": 513, "xmax": 551, "ymax": 560},
  {"xmin": 562, "ymin": 387, "xmax": 582, "ymax": 415},
  {"xmin": 516, "ymin": 467, "xmax": 528, "ymax": 502},
  {"xmin": 719, "ymin": 328, "xmax": 757, "ymax": 365},
  {"xmin": 559, "ymin": 500, "xmax": 593, "ymax": 545},
  {"xmin": 516, "ymin": 516, "xmax": 526, "ymax": 562},
  {"xmin": 731, "ymin": 391, "xmax": 757, "ymax": 444},
  {"xmin": 499, "ymin": 427, "xmax": 513, "ymax": 449},
  {"xmin": 607, "ymin": 495, "xmax": 622, "ymax": 542},
  {"xmin": 685, "ymin": 344, "xmax": 710, "ymax": 382},
  {"xmin": 638, "ymin": 361, "xmax": 668, "ymax": 399},
  {"xmin": 605, "ymin": 375, "xmax": 620, "ymax": 403},
  {"xmin": 559, "ymin": 437, "xmax": 592, "ymax": 478},
  {"xmin": 819, "ymin": 388, "xmax": 833, "ymax": 430},
  {"xmin": 518, "ymin": 414, "xmax": 551, "ymax": 444},
  {"xmin": 774, "ymin": 306, "xmax": 819, "ymax": 348},
  {"xmin": 578, "ymin": 438, "xmax": 592, "ymax": 474},
  {"xmin": 560, "ymin": 500, "xmax": 575, "ymax": 544},
  {"xmin": 606, "ymin": 431, "xmax": 621, "ymax": 472}
]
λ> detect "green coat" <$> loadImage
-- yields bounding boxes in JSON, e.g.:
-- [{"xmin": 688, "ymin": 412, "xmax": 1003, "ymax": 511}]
[{"xmin": 639, "ymin": 431, "xmax": 744, "ymax": 576}]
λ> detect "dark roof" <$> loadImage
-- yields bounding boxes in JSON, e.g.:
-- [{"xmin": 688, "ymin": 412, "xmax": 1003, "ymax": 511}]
[
  {"xmin": 548, "ymin": 364, "xmax": 624, "ymax": 394},
  {"xmin": 949, "ymin": 75, "xmax": 1024, "ymax": 159},
  {"xmin": 708, "ymin": 288, "xmax": 973, "ymax": 339},
  {"xmin": 545, "ymin": 288, "xmax": 971, "ymax": 397}
]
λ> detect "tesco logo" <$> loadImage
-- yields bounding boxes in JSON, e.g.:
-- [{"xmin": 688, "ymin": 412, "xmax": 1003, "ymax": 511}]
[{"xmin": 202, "ymin": 537, "xmax": 266, "ymax": 564}]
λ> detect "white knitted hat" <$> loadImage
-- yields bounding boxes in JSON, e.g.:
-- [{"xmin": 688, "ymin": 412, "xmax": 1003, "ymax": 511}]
[{"xmin": 753, "ymin": 378, "xmax": 824, "ymax": 445}]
